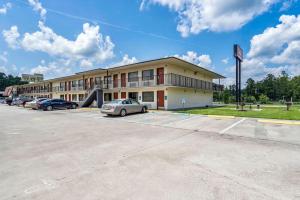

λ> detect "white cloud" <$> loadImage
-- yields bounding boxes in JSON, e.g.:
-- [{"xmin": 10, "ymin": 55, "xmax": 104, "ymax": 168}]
[
  {"xmin": 222, "ymin": 58, "xmax": 229, "ymax": 64},
  {"xmin": 3, "ymin": 22, "xmax": 115, "ymax": 65},
  {"xmin": 174, "ymin": 51, "xmax": 212, "ymax": 68},
  {"xmin": 0, "ymin": 2, "xmax": 12, "ymax": 15},
  {"xmin": 110, "ymin": 54, "xmax": 138, "ymax": 67},
  {"xmin": 218, "ymin": 14, "xmax": 300, "ymax": 86},
  {"xmin": 80, "ymin": 59, "xmax": 93, "ymax": 68},
  {"xmin": 224, "ymin": 15, "xmax": 300, "ymax": 85},
  {"xmin": 2, "ymin": 26, "xmax": 20, "ymax": 49},
  {"xmin": 30, "ymin": 59, "xmax": 72, "ymax": 78},
  {"xmin": 141, "ymin": 0, "xmax": 278, "ymax": 37},
  {"xmin": 0, "ymin": 66, "xmax": 7, "ymax": 73},
  {"xmin": 247, "ymin": 15, "xmax": 300, "ymax": 59},
  {"xmin": 242, "ymin": 59, "xmax": 288, "ymax": 81},
  {"xmin": 0, "ymin": 64, "xmax": 19, "ymax": 75},
  {"xmin": 28, "ymin": 0, "xmax": 47, "ymax": 20},
  {"xmin": 218, "ymin": 76, "xmax": 235, "ymax": 86},
  {"xmin": 245, "ymin": 14, "xmax": 300, "ymax": 77},
  {"xmin": 140, "ymin": 0, "xmax": 185, "ymax": 10},
  {"xmin": 271, "ymin": 40, "xmax": 300, "ymax": 64},
  {"xmin": 0, "ymin": 52, "xmax": 8, "ymax": 64},
  {"xmin": 280, "ymin": 0, "xmax": 298, "ymax": 11},
  {"xmin": 224, "ymin": 58, "xmax": 300, "ymax": 86}
]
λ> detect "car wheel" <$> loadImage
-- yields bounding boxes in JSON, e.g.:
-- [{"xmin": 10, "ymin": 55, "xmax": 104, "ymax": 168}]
[
  {"xmin": 141, "ymin": 106, "xmax": 146, "ymax": 113},
  {"xmin": 46, "ymin": 105, "xmax": 53, "ymax": 111},
  {"xmin": 120, "ymin": 109, "xmax": 126, "ymax": 117},
  {"xmin": 72, "ymin": 104, "xmax": 77, "ymax": 109}
]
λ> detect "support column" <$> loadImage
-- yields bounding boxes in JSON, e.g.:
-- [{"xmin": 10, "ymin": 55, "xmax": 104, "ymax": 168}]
[
  {"xmin": 239, "ymin": 60, "xmax": 242, "ymax": 104},
  {"xmin": 96, "ymin": 89, "xmax": 103, "ymax": 108},
  {"xmin": 236, "ymin": 59, "xmax": 239, "ymax": 109}
]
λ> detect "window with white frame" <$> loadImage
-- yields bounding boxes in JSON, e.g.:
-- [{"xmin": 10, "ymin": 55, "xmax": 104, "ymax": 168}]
[
  {"xmin": 128, "ymin": 71, "xmax": 138, "ymax": 82},
  {"xmin": 72, "ymin": 80, "xmax": 77, "ymax": 87},
  {"xmin": 72, "ymin": 94, "xmax": 77, "ymax": 101},
  {"xmin": 95, "ymin": 77, "xmax": 101, "ymax": 85},
  {"xmin": 142, "ymin": 69, "xmax": 154, "ymax": 80},
  {"xmin": 79, "ymin": 94, "xmax": 84, "ymax": 101},
  {"xmin": 142, "ymin": 91, "xmax": 154, "ymax": 102},
  {"xmin": 104, "ymin": 76, "xmax": 112, "ymax": 84},
  {"xmin": 104, "ymin": 93, "xmax": 112, "ymax": 101},
  {"xmin": 78, "ymin": 80, "xmax": 83, "ymax": 87}
]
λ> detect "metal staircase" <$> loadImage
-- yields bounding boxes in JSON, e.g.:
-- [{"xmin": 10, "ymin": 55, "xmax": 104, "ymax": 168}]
[{"xmin": 81, "ymin": 86, "xmax": 103, "ymax": 108}]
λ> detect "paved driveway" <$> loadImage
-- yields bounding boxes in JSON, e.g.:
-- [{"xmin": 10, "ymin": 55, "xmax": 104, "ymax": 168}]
[
  {"xmin": 76, "ymin": 109, "xmax": 300, "ymax": 145},
  {"xmin": 1, "ymin": 105, "xmax": 300, "ymax": 200}
]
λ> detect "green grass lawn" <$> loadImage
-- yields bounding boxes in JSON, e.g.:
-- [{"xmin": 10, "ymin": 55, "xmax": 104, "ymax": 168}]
[{"xmin": 178, "ymin": 105, "xmax": 300, "ymax": 120}]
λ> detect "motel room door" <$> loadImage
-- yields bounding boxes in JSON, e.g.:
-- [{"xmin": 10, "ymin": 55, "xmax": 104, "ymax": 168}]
[
  {"xmin": 90, "ymin": 78, "xmax": 94, "ymax": 89},
  {"xmin": 157, "ymin": 90, "xmax": 164, "ymax": 109},
  {"xmin": 113, "ymin": 74, "xmax": 118, "ymax": 88},
  {"xmin": 121, "ymin": 92, "xmax": 126, "ymax": 99},
  {"xmin": 121, "ymin": 73, "xmax": 126, "ymax": 87},
  {"xmin": 157, "ymin": 68, "xmax": 164, "ymax": 85},
  {"xmin": 113, "ymin": 92, "xmax": 118, "ymax": 100}
]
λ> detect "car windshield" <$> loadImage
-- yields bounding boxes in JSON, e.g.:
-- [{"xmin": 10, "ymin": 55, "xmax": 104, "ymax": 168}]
[{"xmin": 109, "ymin": 100, "xmax": 123, "ymax": 104}]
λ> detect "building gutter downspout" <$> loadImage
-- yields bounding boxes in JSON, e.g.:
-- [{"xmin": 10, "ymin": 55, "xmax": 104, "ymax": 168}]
[{"xmin": 106, "ymin": 69, "xmax": 109, "ymax": 89}]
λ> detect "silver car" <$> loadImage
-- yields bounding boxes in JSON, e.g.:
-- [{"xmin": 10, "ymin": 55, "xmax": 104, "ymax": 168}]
[
  {"xmin": 25, "ymin": 98, "xmax": 48, "ymax": 109},
  {"xmin": 101, "ymin": 99, "xmax": 147, "ymax": 117}
]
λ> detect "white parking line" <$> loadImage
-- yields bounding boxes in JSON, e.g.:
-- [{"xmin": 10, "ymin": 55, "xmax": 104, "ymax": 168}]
[
  {"xmin": 219, "ymin": 118, "xmax": 246, "ymax": 134},
  {"xmin": 164, "ymin": 115, "xmax": 200, "ymax": 125},
  {"xmin": 7, "ymin": 132, "xmax": 22, "ymax": 135}
]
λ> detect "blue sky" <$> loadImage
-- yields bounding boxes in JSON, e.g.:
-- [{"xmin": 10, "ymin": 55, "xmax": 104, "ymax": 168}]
[{"xmin": 0, "ymin": 0, "xmax": 300, "ymax": 85}]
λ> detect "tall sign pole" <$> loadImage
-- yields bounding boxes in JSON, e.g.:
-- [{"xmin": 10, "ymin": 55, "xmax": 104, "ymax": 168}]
[
  {"xmin": 235, "ymin": 58, "xmax": 239, "ymax": 109},
  {"xmin": 234, "ymin": 44, "xmax": 243, "ymax": 109}
]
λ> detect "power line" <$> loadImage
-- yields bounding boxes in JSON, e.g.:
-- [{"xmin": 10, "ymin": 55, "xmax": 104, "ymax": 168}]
[{"xmin": 14, "ymin": 0, "xmax": 197, "ymax": 47}]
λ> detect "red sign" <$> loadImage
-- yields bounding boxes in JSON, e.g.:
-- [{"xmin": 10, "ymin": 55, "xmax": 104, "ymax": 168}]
[{"xmin": 234, "ymin": 44, "xmax": 243, "ymax": 61}]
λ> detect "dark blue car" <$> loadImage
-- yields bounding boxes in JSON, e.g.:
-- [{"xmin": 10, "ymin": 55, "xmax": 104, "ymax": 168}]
[{"xmin": 37, "ymin": 99, "xmax": 78, "ymax": 111}]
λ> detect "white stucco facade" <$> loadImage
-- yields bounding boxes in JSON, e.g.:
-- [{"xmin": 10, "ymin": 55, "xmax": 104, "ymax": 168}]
[
  {"xmin": 166, "ymin": 87, "xmax": 212, "ymax": 110},
  {"xmin": 14, "ymin": 57, "xmax": 224, "ymax": 110}
]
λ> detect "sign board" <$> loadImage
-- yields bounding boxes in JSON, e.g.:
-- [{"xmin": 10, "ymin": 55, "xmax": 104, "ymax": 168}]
[
  {"xmin": 234, "ymin": 44, "xmax": 243, "ymax": 61},
  {"xmin": 181, "ymin": 98, "xmax": 186, "ymax": 105}
]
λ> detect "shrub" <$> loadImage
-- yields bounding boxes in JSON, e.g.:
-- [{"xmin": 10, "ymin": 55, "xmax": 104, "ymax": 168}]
[
  {"xmin": 228, "ymin": 96, "xmax": 236, "ymax": 104},
  {"xmin": 259, "ymin": 94, "xmax": 269, "ymax": 104},
  {"xmin": 245, "ymin": 96, "xmax": 256, "ymax": 104}
]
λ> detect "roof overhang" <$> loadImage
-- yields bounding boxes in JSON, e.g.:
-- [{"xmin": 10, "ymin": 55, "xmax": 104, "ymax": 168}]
[
  {"xmin": 13, "ymin": 57, "xmax": 225, "ymax": 88},
  {"xmin": 166, "ymin": 57, "xmax": 225, "ymax": 79},
  {"xmin": 77, "ymin": 57, "xmax": 225, "ymax": 79}
]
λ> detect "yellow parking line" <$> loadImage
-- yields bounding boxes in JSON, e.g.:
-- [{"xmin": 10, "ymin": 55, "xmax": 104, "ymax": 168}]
[
  {"xmin": 258, "ymin": 119, "xmax": 300, "ymax": 125},
  {"xmin": 207, "ymin": 115, "xmax": 235, "ymax": 119}
]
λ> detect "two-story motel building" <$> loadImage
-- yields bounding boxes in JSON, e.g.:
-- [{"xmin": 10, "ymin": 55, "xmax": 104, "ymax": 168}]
[{"xmin": 13, "ymin": 57, "xmax": 224, "ymax": 110}]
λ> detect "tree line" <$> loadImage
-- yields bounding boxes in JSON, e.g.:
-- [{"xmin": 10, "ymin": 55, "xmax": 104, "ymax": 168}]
[
  {"xmin": 0, "ymin": 72, "xmax": 28, "ymax": 91},
  {"xmin": 214, "ymin": 71, "xmax": 300, "ymax": 104}
]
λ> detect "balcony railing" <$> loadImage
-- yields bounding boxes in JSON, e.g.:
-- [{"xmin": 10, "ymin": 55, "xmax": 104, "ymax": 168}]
[
  {"xmin": 165, "ymin": 73, "xmax": 213, "ymax": 90},
  {"xmin": 17, "ymin": 73, "xmax": 220, "ymax": 95},
  {"xmin": 71, "ymin": 74, "xmax": 215, "ymax": 91},
  {"xmin": 17, "ymin": 88, "xmax": 51, "ymax": 94}
]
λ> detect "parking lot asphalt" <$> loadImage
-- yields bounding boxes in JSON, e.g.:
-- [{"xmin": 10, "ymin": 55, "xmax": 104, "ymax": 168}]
[{"xmin": 1, "ymin": 104, "xmax": 300, "ymax": 200}]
